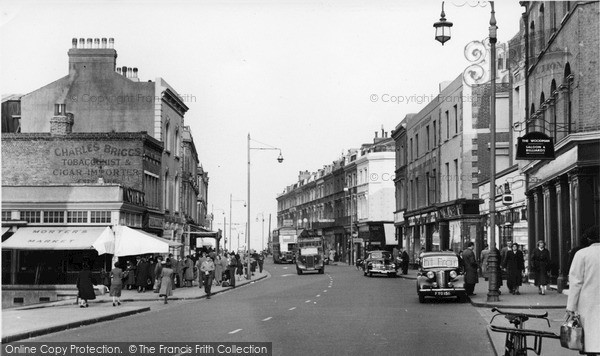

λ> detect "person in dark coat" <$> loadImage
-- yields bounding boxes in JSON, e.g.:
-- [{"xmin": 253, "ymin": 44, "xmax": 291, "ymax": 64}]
[
  {"xmin": 400, "ymin": 248, "xmax": 410, "ymax": 275},
  {"xmin": 158, "ymin": 261, "xmax": 174, "ymax": 304},
  {"xmin": 228, "ymin": 252, "xmax": 237, "ymax": 288},
  {"xmin": 235, "ymin": 254, "xmax": 244, "ymax": 280},
  {"xmin": 109, "ymin": 262, "xmax": 123, "ymax": 306},
  {"xmin": 462, "ymin": 242, "xmax": 478, "ymax": 296},
  {"xmin": 136, "ymin": 257, "xmax": 151, "ymax": 293},
  {"xmin": 76, "ymin": 262, "xmax": 96, "ymax": 308},
  {"xmin": 502, "ymin": 242, "xmax": 525, "ymax": 295},
  {"xmin": 531, "ymin": 240, "xmax": 551, "ymax": 295},
  {"xmin": 124, "ymin": 260, "xmax": 136, "ymax": 289}
]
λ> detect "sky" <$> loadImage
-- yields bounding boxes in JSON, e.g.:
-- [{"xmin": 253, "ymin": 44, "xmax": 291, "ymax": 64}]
[{"xmin": 0, "ymin": 0, "xmax": 524, "ymax": 251}]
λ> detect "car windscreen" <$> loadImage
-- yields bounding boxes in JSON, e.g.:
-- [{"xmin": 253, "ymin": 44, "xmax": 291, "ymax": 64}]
[
  {"xmin": 368, "ymin": 251, "xmax": 391, "ymax": 260},
  {"xmin": 300, "ymin": 247, "xmax": 318, "ymax": 255},
  {"xmin": 421, "ymin": 255, "xmax": 459, "ymax": 268}
]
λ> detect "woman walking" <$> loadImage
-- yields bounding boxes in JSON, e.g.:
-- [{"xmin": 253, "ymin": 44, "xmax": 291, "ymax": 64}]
[
  {"xmin": 183, "ymin": 255, "xmax": 194, "ymax": 287},
  {"xmin": 124, "ymin": 260, "xmax": 136, "ymax": 290},
  {"xmin": 502, "ymin": 242, "xmax": 525, "ymax": 295},
  {"xmin": 531, "ymin": 240, "xmax": 551, "ymax": 295},
  {"xmin": 76, "ymin": 262, "xmax": 96, "ymax": 308},
  {"xmin": 109, "ymin": 262, "xmax": 123, "ymax": 306},
  {"xmin": 235, "ymin": 254, "xmax": 244, "ymax": 281},
  {"xmin": 214, "ymin": 254, "xmax": 224, "ymax": 286},
  {"xmin": 158, "ymin": 261, "xmax": 174, "ymax": 304}
]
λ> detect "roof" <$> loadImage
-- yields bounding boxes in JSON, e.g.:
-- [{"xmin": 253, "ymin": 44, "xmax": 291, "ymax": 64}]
[{"xmin": 1, "ymin": 94, "xmax": 23, "ymax": 103}]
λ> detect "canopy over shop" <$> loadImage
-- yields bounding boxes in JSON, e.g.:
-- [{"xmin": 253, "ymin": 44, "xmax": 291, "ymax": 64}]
[{"xmin": 1, "ymin": 226, "xmax": 182, "ymax": 285}]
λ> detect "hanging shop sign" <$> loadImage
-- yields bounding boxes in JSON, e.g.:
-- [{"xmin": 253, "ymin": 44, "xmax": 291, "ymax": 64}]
[{"xmin": 516, "ymin": 132, "xmax": 555, "ymax": 160}]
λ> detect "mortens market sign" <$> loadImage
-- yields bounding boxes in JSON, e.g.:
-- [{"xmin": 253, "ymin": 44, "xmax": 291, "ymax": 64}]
[{"xmin": 516, "ymin": 132, "xmax": 555, "ymax": 160}]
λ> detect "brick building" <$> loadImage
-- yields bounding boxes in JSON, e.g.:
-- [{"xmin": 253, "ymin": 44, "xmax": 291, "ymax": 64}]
[{"xmin": 520, "ymin": 1, "xmax": 600, "ymax": 291}]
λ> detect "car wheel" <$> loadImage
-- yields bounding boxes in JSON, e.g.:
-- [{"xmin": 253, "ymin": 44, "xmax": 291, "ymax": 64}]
[
  {"xmin": 458, "ymin": 294, "xmax": 468, "ymax": 303},
  {"xmin": 368, "ymin": 272, "xmax": 372, "ymax": 277},
  {"xmin": 319, "ymin": 268, "xmax": 324, "ymax": 274},
  {"xmin": 418, "ymin": 294, "xmax": 425, "ymax": 303},
  {"xmin": 296, "ymin": 268, "xmax": 303, "ymax": 275}
]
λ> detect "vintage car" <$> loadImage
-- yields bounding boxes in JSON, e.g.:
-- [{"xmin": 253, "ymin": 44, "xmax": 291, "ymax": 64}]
[
  {"xmin": 416, "ymin": 251, "xmax": 467, "ymax": 303},
  {"xmin": 296, "ymin": 247, "xmax": 325, "ymax": 274},
  {"xmin": 363, "ymin": 250, "xmax": 397, "ymax": 277}
]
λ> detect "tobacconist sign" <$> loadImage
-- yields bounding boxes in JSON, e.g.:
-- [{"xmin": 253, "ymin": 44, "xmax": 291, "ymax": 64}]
[{"xmin": 516, "ymin": 132, "xmax": 555, "ymax": 160}]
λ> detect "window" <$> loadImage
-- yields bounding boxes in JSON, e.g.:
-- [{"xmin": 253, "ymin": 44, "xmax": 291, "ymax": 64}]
[
  {"xmin": 426, "ymin": 172, "xmax": 430, "ymax": 205},
  {"xmin": 433, "ymin": 121, "xmax": 437, "ymax": 147},
  {"xmin": 1, "ymin": 210, "xmax": 11, "ymax": 221},
  {"xmin": 120, "ymin": 212, "xmax": 142, "ymax": 228},
  {"xmin": 164, "ymin": 171, "xmax": 170, "ymax": 211},
  {"xmin": 165, "ymin": 122, "xmax": 170, "ymax": 152},
  {"xmin": 174, "ymin": 175, "xmax": 180, "ymax": 212},
  {"xmin": 426, "ymin": 125, "xmax": 430, "ymax": 151},
  {"xmin": 432, "ymin": 169, "xmax": 437, "ymax": 204},
  {"xmin": 174, "ymin": 126, "xmax": 180, "ymax": 156},
  {"xmin": 44, "ymin": 211, "xmax": 65, "ymax": 223},
  {"xmin": 415, "ymin": 177, "xmax": 420, "ymax": 208},
  {"xmin": 445, "ymin": 163, "xmax": 450, "ymax": 202},
  {"xmin": 415, "ymin": 134, "xmax": 419, "ymax": 157},
  {"xmin": 90, "ymin": 211, "xmax": 111, "ymax": 224},
  {"xmin": 454, "ymin": 104, "xmax": 458, "ymax": 134},
  {"xmin": 445, "ymin": 111, "xmax": 450, "ymax": 139},
  {"xmin": 144, "ymin": 172, "xmax": 160, "ymax": 209},
  {"xmin": 21, "ymin": 211, "xmax": 41, "ymax": 223},
  {"xmin": 454, "ymin": 159, "xmax": 459, "ymax": 200},
  {"xmin": 67, "ymin": 211, "xmax": 88, "ymax": 223},
  {"xmin": 539, "ymin": 4, "xmax": 545, "ymax": 49},
  {"xmin": 410, "ymin": 138, "xmax": 413, "ymax": 161},
  {"xmin": 529, "ymin": 21, "xmax": 536, "ymax": 59}
]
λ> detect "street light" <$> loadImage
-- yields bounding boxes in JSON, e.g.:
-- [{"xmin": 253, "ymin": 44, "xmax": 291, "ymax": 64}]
[
  {"xmin": 256, "ymin": 212, "xmax": 265, "ymax": 252},
  {"xmin": 343, "ymin": 187, "xmax": 354, "ymax": 266},
  {"xmin": 230, "ymin": 194, "xmax": 246, "ymax": 252},
  {"xmin": 433, "ymin": 1, "xmax": 500, "ymax": 302},
  {"xmin": 247, "ymin": 133, "xmax": 284, "ymax": 279}
]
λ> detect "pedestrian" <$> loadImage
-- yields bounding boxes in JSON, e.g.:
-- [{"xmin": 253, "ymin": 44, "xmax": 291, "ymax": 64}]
[
  {"xmin": 153, "ymin": 255, "xmax": 163, "ymax": 293},
  {"xmin": 258, "ymin": 251, "xmax": 265, "ymax": 273},
  {"xmin": 168, "ymin": 254, "xmax": 177, "ymax": 290},
  {"xmin": 329, "ymin": 250, "xmax": 335, "ymax": 265},
  {"xmin": 531, "ymin": 240, "xmax": 551, "ymax": 295},
  {"xmin": 201, "ymin": 256, "xmax": 215, "ymax": 299},
  {"xmin": 76, "ymin": 262, "xmax": 96, "ymax": 308},
  {"xmin": 109, "ymin": 262, "xmax": 123, "ymax": 306},
  {"xmin": 228, "ymin": 253, "xmax": 237, "ymax": 288},
  {"xmin": 214, "ymin": 254, "xmax": 224, "ymax": 286},
  {"xmin": 196, "ymin": 252, "xmax": 207, "ymax": 288},
  {"xmin": 124, "ymin": 260, "xmax": 136, "ymax": 290},
  {"xmin": 480, "ymin": 244, "xmax": 490, "ymax": 280},
  {"xmin": 158, "ymin": 261, "xmax": 174, "ymax": 304},
  {"xmin": 401, "ymin": 248, "xmax": 410, "ymax": 275},
  {"xmin": 136, "ymin": 257, "xmax": 151, "ymax": 293},
  {"xmin": 183, "ymin": 255, "xmax": 194, "ymax": 287},
  {"xmin": 235, "ymin": 253, "xmax": 244, "ymax": 281},
  {"xmin": 566, "ymin": 225, "xmax": 600, "ymax": 355},
  {"xmin": 462, "ymin": 241, "xmax": 478, "ymax": 296},
  {"xmin": 502, "ymin": 242, "xmax": 525, "ymax": 295}
]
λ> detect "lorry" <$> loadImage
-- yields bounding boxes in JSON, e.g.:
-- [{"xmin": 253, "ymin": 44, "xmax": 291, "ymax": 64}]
[
  {"xmin": 272, "ymin": 227, "xmax": 297, "ymax": 264},
  {"xmin": 295, "ymin": 229, "xmax": 325, "ymax": 275}
]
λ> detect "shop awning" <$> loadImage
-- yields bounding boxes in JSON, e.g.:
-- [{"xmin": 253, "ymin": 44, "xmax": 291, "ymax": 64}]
[
  {"xmin": 1, "ymin": 226, "xmax": 114, "ymax": 254},
  {"xmin": 113, "ymin": 226, "xmax": 181, "ymax": 257}
]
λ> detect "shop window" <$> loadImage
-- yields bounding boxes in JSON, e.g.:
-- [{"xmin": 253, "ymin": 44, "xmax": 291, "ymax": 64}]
[
  {"xmin": 44, "ymin": 211, "xmax": 65, "ymax": 224},
  {"xmin": 90, "ymin": 211, "xmax": 111, "ymax": 224},
  {"xmin": 67, "ymin": 211, "xmax": 88, "ymax": 223},
  {"xmin": 1, "ymin": 210, "xmax": 12, "ymax": 221},
  {"xmin": 21, "ymin": 211, "xmax": 41, "ymax": 223}
]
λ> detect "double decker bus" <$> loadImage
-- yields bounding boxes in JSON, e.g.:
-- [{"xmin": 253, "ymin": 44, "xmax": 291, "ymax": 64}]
[{"xmin": 272, "ymin": 227, "xmax": 297, "ymax": 264}]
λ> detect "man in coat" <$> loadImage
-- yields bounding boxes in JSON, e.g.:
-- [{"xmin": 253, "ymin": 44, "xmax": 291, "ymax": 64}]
[
  {"xmin": 567, "ymin": 225, "xmax": 600, "ymax": 354},
  {"xmin": 400, "ymin": 248, "xmax": 410, "ymax": 275},
  {"xmin": 462, "ymin": 241, "xmax": 478, "ymax": 296}
]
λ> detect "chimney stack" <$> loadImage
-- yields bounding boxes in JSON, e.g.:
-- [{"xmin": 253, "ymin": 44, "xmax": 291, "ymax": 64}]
[
  {"xmin": 69, "ymin": 37, "xmax": 118, "ymax": 74},
  {"xmin": 50, "ymin": 104, "xmax": 74, "ymax": 135},
  {"xmin": 375, "ymin": 131, "xmax": 378, "ymax": 138},
  {"xmin": 116, "ymin": 68, "xmax": 122, "ymax": 75},
  {"xmin": 108, "ymin": 38, "xmax": 114, "ymax": 48},
  {"xmin": 122, "ymin": 66, "xmax": 128, "ymax": 77}
]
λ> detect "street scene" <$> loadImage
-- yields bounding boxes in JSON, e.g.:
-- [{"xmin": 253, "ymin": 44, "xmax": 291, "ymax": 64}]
[{"xmin": 1, "ymin": 1, "xmax": 599, "ymax": 356}]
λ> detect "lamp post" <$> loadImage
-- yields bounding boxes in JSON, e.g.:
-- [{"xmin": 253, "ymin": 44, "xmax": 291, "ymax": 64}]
[
  {"xmin": 247, "ymin": 133, "xmax": 284, "ymax": 280},
  {"xmin": 433, "ymin": 1, "xmax": 500, "ymax": 302},
  {"xmin": 343, "ymin": 187, "xmax": 354, "ymax": 266},
  {"xmin": 230, "ymin": 194, "xmax": 246, "ymax": 252}
]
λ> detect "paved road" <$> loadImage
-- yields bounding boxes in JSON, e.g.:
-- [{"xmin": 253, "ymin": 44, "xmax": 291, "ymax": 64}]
[{"xmin": 27, "ymin": 260, "xmax": 494, "ymax": 355}]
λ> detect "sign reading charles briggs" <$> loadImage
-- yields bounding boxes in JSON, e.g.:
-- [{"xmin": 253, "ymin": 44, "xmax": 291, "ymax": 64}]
[{"xmin": 516, "ymin": 131, "xmax": 555, "ymax": 160}]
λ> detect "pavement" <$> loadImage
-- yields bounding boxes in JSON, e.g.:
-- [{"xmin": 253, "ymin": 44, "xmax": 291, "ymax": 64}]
[
  {"xmin": 1, "ymin": 270, "xmax": 269, "ymax": 344},
  {"xmin": 398, "ymin": 270, "xmax": 578, "ymax": 356}
]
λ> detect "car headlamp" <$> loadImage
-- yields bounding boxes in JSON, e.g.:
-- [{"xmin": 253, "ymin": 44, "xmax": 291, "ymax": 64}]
[
  {"xmin": 449, "ymin": 271, "xmax": 457, "ymax": 279},
  {"xmin": 426, "ymin": 271, "xmax": 435, "ymax": 279}
]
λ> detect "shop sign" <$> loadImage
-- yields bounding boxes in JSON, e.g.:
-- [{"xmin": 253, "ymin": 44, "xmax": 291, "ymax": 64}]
[{"xmin": 516, "ymin": 132, "xmax": 555, "ymax": 160}]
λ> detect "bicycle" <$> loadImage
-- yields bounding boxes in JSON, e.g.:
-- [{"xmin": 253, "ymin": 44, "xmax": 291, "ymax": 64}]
[{"xmin": 489, "ymin": 307, "xmax": 560, "ymax": 356}]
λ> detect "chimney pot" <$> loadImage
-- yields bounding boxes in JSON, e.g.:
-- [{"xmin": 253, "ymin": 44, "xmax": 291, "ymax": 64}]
[
  {"xmin": 116, "ymin": 68, "xmax": 122, "ymax": 75},
  {"xmin": 72, "ymin": 38, "xmax": 78, "ymax": 48},
  {"xmin": 101, "ymin": 38, "xmax": 107, "ymax": 48},
  {"xmin": 94, "ymin": 38, "xmax": 100, "ymax": 48},
  {"xmin": 86, "ymin": 38, "xmax": 93, "ymax": 48},
  {"xmin": 122, "ymin": 66, "xmax": 128, "ymax": 77},
  {"xmin": 133, "ymin": 67, "xmax": 138, "ymax": 78},
  {"xmin": 375, "ymin": 131, "xmax": 378, "ymax": 138},
  {"xmin": 127, "ymin": 67, "xmax": 133, "ymax": 78},
  {"xmin": 108, "ymin": 38, "xmax": 114, "ymax": 49},
  {"xmin": 79, "ymin": 38, "xmax": 85, "ymax": 48}
]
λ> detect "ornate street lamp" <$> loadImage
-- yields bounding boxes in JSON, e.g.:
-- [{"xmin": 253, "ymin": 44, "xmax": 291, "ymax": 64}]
[
  {"xmin": 433, "ymin": 1, "xmax": 500, "ymax": 302},
  {"xmin": 433, "ymin": 2, "xmax": 453, "ymax": 45}
]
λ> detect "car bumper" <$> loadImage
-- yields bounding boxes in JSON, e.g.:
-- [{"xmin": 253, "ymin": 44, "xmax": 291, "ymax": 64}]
[
  {"xmin": 418, "ymin": 287, "xmax": 466, "ymax": 297},
  {"xmin": 368, "ymin": 269, "xmax": 396, "ymax": 275}
]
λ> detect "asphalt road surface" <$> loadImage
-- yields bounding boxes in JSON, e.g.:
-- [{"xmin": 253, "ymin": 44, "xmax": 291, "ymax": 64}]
[{"xmin": 27, "ymin": 259, "xmax": 494, "ymax": 355}]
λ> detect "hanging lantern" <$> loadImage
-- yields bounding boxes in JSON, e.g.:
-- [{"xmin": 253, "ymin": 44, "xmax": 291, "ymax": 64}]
[{"xmin": 434, "ymin": 2, "xmax": 453, "ymax": 45}]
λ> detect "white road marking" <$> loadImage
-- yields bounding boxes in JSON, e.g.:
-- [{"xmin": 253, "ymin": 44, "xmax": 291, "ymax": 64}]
[
  {"xmin": 262, "ymin": 317, "xmax": 272, "ymax": 321},
  {"xmin": 305, "ymin": 300, "xmax": 311, "ymax": 303},
  {"xmin": 229, "ymin": 329, "xmax": 242, "ymax": 334},
  {"xmin": 323, "ymin": 290, "xmax": 327, "ymax": 292},
  {"xmin": 289, "ymin": 307, "xmax": 296, "ymax": 311},
  {"xmin": 316, "ymin": 295, "xmax": 321, "ymax": 297},
  {"xmin": 280, "ymin": 274, "xmax": 294, "ymax": 277}
]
